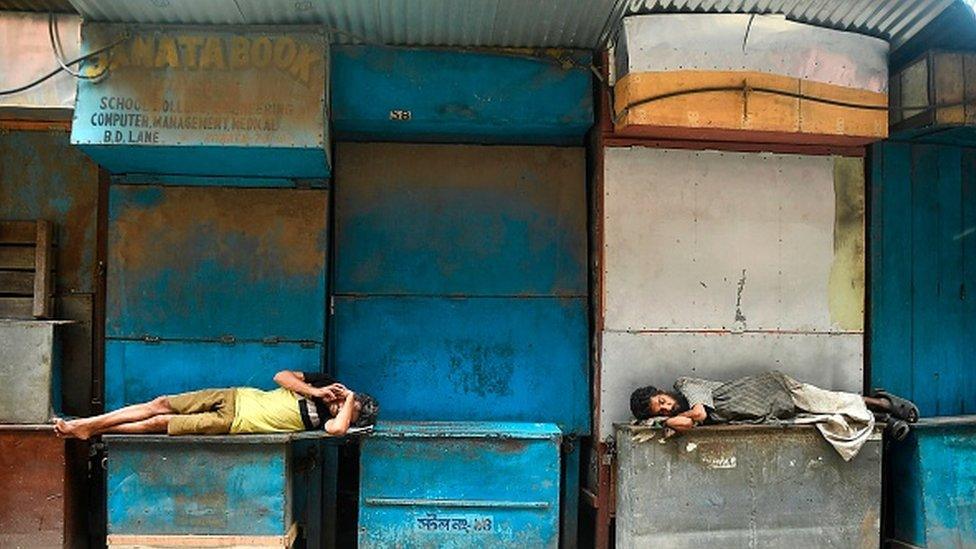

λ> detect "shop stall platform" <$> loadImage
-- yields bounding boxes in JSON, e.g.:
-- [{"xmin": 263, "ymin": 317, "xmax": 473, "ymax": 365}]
[
  {"xmin": 359, "ymin": 422, "xmax": 562, "ymax": 548},
  {"xmin": 888, "ymin": 416, "xmax": 976, "ymax": 549},
  {"xmin": 105, "ymin": 431, "xmax": 346, "ymax": 549},
  {"xmin": 615, "ymin": 423, "xmax": 882, "ymax": 548}
]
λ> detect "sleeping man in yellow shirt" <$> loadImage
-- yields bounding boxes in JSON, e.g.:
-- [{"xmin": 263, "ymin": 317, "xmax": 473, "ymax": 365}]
[{"xmin": 54, "ymin": 371, "xmax": 378, "ymax": 440}]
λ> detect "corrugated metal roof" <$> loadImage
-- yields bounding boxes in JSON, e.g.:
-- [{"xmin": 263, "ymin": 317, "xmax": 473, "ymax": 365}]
[
  {"xmin": 55, "ymin": 0, "xmax": 964, "ymax": 51},
  {"xmin": 0, "ymin": 0, "xmax": 75, "ymax": 12},
  {"xmin": 65, "ymin": 0, "xmax": 621, "ymax": 49},
  {"xmin": 612, "ymin": 0, "xmax": 957, "ymax": 49}
]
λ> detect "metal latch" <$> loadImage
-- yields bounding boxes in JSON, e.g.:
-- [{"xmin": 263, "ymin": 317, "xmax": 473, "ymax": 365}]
[
  {"xmin": 219, "ymin": 334, "xmax": 236, "ymax": 345},
  {"xmin": 142, "ymin": 334, "xmax": 160, "ymax": 344},
  {"xmin": 262, "ymin": 336, "xmax": 281, "ymax": 346}
]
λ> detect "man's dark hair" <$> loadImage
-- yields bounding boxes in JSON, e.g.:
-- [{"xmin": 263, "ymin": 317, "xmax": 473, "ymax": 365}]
[
  {"xmin": 630, "ymin": 385, "xmax": 660, "ymax": 420},
  {"xmin": 353, "ymin": 393, "xmax": 379, "ymax": 427},
  {"xmin": 629, "ymin": 385, "xmax": 689, "ymax": 420}
]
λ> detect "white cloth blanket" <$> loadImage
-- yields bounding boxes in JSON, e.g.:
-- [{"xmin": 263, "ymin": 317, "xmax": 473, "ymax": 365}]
[{"xmin": 787, "ymin": 380, "xmax": 876, "ymax": 461}]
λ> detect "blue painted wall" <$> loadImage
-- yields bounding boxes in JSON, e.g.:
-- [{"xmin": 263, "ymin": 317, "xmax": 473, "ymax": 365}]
[
  {"xmin": 331, "ymin": 46, "xmax": 592, "ymax": 145},
  {"xmin": 105, "ymin": 183, "xmax": 328, "ymax": 408},
  {"xmin": 333, "ymin": 143, "xmax": 589, "ymax": 433},
  {"xmin": 871, "ymin": 142, "xmax": 976, "ymax": 416},
  {"xmin": 359, "ymin": 422, "xmax": 561, "ymax": 548}
]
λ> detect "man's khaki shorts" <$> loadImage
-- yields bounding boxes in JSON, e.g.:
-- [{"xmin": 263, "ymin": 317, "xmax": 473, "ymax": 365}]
[{"xmin": 166, "ymin": 388, "xmax": 236, "ymax": 435}]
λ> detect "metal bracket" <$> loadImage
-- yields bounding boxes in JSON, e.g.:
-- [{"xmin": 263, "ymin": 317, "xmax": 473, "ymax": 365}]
[
  {"xmin": 142, "ymin": 334, "xmax": 160, "ymax": 344},
  {"xmin": 262, "ymin": 336, "xmax": 281, "ymax": 346},
  {"xmin": 219, "ymin": 334, "xmax": 236, "ymax": 345}
]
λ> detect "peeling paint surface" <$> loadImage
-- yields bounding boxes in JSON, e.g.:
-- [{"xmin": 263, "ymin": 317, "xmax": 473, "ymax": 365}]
[
  {"xmin": 106, "ymin": 437, "xmax": 302, "ymax": 536},
  {"xmin": 107, "ymin": 184, "xmax": 327, "ymax": 340},
  {"xmin": 888, "ymin": 418, "xmax": 976, "ymax": 548},
  {"xmin": 334, "ymin": 143, "xmax": 588, "ymax": 433},
  {"xmin": 331, "ymin": 46, "xmax": 592, "ymax": 144},
  {"xmin": 359, "ymin": 422, "xmax": 560, "ymax": 548},
  {"xmin": 615, "ymin": 424, "xmax": 881, "ymax": 547}
]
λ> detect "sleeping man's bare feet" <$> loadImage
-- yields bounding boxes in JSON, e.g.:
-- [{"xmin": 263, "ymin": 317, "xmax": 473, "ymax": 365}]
[{"xmin": 55, "ymin": 418, "xmax": 93, "ymax": 440}]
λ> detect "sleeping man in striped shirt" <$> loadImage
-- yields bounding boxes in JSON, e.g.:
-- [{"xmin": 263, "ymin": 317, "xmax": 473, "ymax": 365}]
[{"xmin": 629, "ymin": 371, "xmax": 917, "ymax": 460}]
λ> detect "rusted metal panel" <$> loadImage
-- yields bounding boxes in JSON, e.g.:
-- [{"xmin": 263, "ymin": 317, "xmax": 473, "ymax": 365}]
[
  {"xmin": 359, "ymin": 422, "xmax": 561, "ymax": 548},
  {"xmin": 71, "ymin": 24, "xmax": 330, "ymax": 178},
  {"xmin": 603, "ymin": 147, "xmax": 865, "ymax": 333},
  {"xmin": 615, "ymin": 424, "xmax": 882, "ymax": 547},
  {"xmin": 335, "ymin": 143, "xmax": 586, "ymax": 296},
  {"xmin": 0, "ymin": 130, "xmax": 100, "ymax": 294},
  {"xmin": 0, "ymin": 425, "xmax": 88, "ymax": 549},
  {"xmin": 331, "ymin": 46, "xmax": 592, "ymax": 145},
  {"xmin": 334, "ymin": 142, "xmax": 588, "ymax": 433},
  {"xmin": 104, "ymin": 184, "xmax": 328, "ymax": 409},
  {"xmin": 106, "ymin": 184, "xmax": 327, "ymax": 341},
  {"xmin": 598, "ymin": 331, "xmax": 864, "ymax": 441},
  {"xmin": 0, "ymin": 319, "xmax": 71, "ymax": 423},
  {"xmin": 0, "ymin": 12, "xmax": 80, "ymax": 111},
  {"xmin": 105, "ymin": 433, "xmax": 335, "ymax": 545}
]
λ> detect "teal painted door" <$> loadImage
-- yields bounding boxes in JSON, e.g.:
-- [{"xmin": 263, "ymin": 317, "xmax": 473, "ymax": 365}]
[{"xmin": 871, "ymin": 142, "xmax": 976, "ymax": 416}]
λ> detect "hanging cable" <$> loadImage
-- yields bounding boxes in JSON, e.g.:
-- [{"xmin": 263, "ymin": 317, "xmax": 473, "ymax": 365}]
[
  {"xmin": 0, "ymin": 31, "xmax": 127, "ymax": 96},
  {"xmin": 48, "ymin": 12, "xmax": 109, "ymax": 80}
]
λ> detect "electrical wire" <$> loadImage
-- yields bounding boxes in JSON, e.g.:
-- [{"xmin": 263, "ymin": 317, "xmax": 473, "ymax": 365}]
[
  {"xmin": 0, "ymin": 33, "xmax": 128, "ymax": 97},
  {"xmin": 611, "ymin": 82, "xmax": 957, "ymax": 124}
]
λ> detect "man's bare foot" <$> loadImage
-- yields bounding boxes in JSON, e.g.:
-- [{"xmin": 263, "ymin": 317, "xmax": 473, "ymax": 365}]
[{"xmin": 55, "ymin": 418, "xmax": 93, "ymax": 440}]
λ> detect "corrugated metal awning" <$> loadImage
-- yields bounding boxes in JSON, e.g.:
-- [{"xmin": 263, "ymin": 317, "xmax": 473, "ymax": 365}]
[
  {"xmin": 63, "ymin": 0, "xmax": 621, "ymax": 49},
  {"xmin": 2, "ymin": 0, "xmax": 966, "ymax": 51},
  {"xmin": 612, "ymin": 0, "xmax": 957, "ymax": 49}
]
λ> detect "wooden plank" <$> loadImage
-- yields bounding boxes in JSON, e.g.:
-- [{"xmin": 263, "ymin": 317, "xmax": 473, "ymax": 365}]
[
  {"xmin": 0, "ymin": 246, "xmax": 35, "ymax": 269},
  {"xmin": 0, "ymin": 297, "xmax": 33, "ymax": 319},
  {"xmin": 934, "ymin": 52, "xmax": 965, "ymax": 125},
  {"xmin": 962, "ymin": 150, "xmax": 976, "ymax": 414},
  {"xmin": 33, "ymin": 220, "xmax": 53, "ymax": 318},
  {"xmin": 870, "ymin": 142, "xmax": 914, "ymax": 401},
  {"xmin": 0, "ymin": 271, "xmax": 34, "ymax": 294},
  {"xmin": 0, "ymin": 221, "xmax": 36, "ymax": 244},
  {"xmin": 107, "ymin": 522, "xmax": 297, "ymax": 548},
  {"xmin": 912, "ymin": 145, "xmax": 943, "ymax": 416},
  {"xmin": 936, "ymin": 146, "xmax": 964, "ymax": 416}
]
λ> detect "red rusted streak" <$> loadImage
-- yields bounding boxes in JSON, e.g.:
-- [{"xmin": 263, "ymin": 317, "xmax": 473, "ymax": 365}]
[{"xmin": 0, "ymin": 119, "xmax": 71, "ymax": 132}]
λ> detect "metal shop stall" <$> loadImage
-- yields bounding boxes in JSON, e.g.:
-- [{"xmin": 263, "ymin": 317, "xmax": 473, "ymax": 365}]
[
  {"xmin": 587, "ymin": 13, "xmax": 885, "ymax": 548},
  {"xmin": 329, "ymin": 44, "xmax": 592, "ymax": 548},
  {"xmin": 66, "ymin": 23, "xmax": 337, "ymax": 548},
  {"xmin": 873, "ymin": 48, "xmax": 976, "ymax": 544},
  {"xmin": 0, "ymin": 11, "xmax": 102, "ymax": 542}
]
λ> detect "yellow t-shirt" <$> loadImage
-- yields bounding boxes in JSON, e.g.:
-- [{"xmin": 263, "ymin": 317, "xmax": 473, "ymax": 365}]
[{"xmin": 230, "ymin": 387, "xmax": 305, "ymax": 434}]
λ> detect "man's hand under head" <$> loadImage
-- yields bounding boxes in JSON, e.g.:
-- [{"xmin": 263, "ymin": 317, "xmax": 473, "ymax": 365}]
[{"xmin": 310, "ymin": 383, "xmax": 348, "ymax": 402}]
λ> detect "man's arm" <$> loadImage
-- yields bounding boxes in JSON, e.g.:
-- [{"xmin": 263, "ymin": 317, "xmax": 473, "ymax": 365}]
[
  {"xmin": 273, "ymin": 370, "xmax": 343, "ymax": 400},
  {"xmin": 324, "ymin": 392, "xmax": 357, "ymax": 436},
  {"xmin": 679, "ymin": 403, "xmax": 708, "ymax": 422}
]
